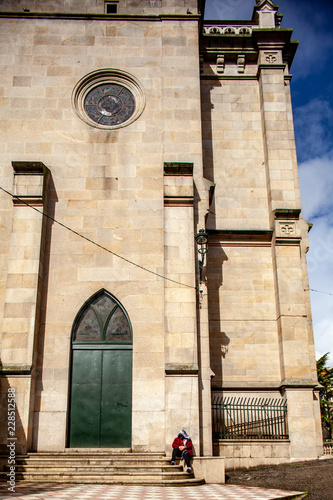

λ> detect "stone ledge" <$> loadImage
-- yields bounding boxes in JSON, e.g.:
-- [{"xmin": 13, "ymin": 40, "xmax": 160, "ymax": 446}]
[
  {"xmin": 0, "ymin": 363, "xmax": 32, "ymax": 375},
  {"xmin": 164, "ymin": 163, "xmax": 193, "ymax": 176},
  {"xmin": 280, "ymin": 379, "xmax": 319, "ymax": 389},
  {"xmin": 164, "ymin": 196, "xmax": 194, "ymax": 207},
  {"xmin": 208, "ymin": 229, "xmax": 273, "ymax": 244},
  {"xmin": 274, "ymin": 208, "xmax": 302, "ymax": 220},
  {"xmin": 165, "ymin": 364, "xmax": 198, "ymax": 375},
  {"xmin": 0, "ymin": 12, "xmax": 201, "ymax": 21},
  {"xmin": 212, "ymin": 382, "xmax": 281, "ymax": 390},
  {"xmin": 213, "ymin": 380, "xmax": 319, "ymax": 390}
]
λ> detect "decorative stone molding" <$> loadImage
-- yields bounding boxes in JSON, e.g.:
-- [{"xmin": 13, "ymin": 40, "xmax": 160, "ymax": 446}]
[
  {"xmin": 203, "ymin": 25, "xmax": 252, "ymax": 36},
  {"xmin": 72, "ymin": 68, "xmax": 145, "ymax": 130},
  {"xmin": 275, "ymin": 222, "xmax": 300, "ymax": 243},
  {"xmin": 280, "ymin": 222, "xmax": 295, "ymax": 235},
  {"xmin": 274, "ymin": 208, "xmax": 301, "ymax": 244},
  {"xmin": 237, "ymin": 55, "xmax": 246, "ymax": 73},
  {"xmin": 200, "ymin": 54, "xmax": 204, "ymax": 74},
  {"xmin": 221, "ymin": 345, "xmax": 228, "ymax": 355},
  {"xmin": 216, "ymin": 54, "xmax": 225, "ymax": 74},
  {"xmin": 265, "ymin": 52, "xmax": 278, "ymax": 63},
  {"xmin": 259, "ymin": 49, "xmax": 283, "ymax": 66},
  {"xmin": 201, "ymin": 22, "xmax": 297, "ymax": 81}
]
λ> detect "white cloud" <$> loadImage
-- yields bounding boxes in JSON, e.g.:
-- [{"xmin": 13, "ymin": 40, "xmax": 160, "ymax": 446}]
[
  {"xmin": 298, "ymin": 154, "xmax": 333, "ymax": 219},
  {"xmin": 299, "ymin": 159, "xmax": 333, "ymax": 368},
  {"xmin": 307, "ymin": 220, "xmax": 333, "ymax": 368}
]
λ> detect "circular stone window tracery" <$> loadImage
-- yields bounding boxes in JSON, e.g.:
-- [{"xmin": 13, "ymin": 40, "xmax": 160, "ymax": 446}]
[{"xmin": 72, "ymin": 69, "xmax": 145, "ymax": 129}]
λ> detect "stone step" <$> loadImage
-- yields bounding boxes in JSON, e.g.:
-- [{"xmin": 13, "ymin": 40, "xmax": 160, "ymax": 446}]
[
  {"xmin": 6, "ymin": 477, "xmax": 205, "ymax": 486},
  {"xmin": 15, "ymin": 458, "xmax": 172, "ymax": 464},
  {"xmin": 16, "ymin": 457, "xmax": 170, "ymax": 466},
  {"xmin": 0, "ymin": 452, "xmax": 204, "ymax": 486},
  {"xmin": 12, "ymin": 465, "xmax": 182, "ymax": 473},
  {"xmin": 0, "ymin": 472, "xmax": 204, "ymax": 486},
  {"xmin": 27, "ymin": 450, "xmax": 163, "ymax": 456},
  {"xmin": 1, "ymin": 471, "xmax": 193, "ymax": 479}
]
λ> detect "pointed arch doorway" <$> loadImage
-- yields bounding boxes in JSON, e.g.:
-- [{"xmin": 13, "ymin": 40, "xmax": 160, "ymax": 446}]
[{"xmin": 68, "ymin": 290, "xmax": 132, "ymax": 448}]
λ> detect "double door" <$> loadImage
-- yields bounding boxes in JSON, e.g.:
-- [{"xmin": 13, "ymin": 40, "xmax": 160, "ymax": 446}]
[{"xmin": 69, "ymin": 346, "xmax": 132, "ymax": 448}]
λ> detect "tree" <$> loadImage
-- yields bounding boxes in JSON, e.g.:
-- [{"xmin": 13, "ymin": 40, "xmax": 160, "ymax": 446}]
[{"xmin": 317, "ymin": 353, "xmax": 333, "ymax": 441}]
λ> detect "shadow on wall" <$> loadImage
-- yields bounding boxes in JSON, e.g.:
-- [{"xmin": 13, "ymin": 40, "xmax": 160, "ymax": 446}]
[
  {"xmin": 206, "ymin": 245, "xmax": 229, "ymax": 388},
  {"xmin": 0, "ymin": 170, "xmax": 58, "ymax": 459},
  {"xmin": 31, "ymin": 174, "xmax": 58, "ymax": 451},
  {"xmin": 200, "ymin": 78, "xmax": 222, "ymax": 232},
  {"xmin": 0, "ymin": 358, "xmax": 26, "ymax": 473}
]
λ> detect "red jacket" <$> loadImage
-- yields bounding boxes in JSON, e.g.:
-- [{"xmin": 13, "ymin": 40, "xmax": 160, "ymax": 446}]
[{"xmin": 172, "ymin": 437, "xmax": 193, "ymax": 456}]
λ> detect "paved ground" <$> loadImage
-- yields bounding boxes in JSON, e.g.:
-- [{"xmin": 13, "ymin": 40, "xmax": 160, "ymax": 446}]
[
  {"xmin": 0, "ymin": 483, "xmax": 304, "ymax": 500},
  {"xmin": 226, "ymin": 458, "xmax": 333, "ymax": 500},
  {"xmin": 2, "ymin": 458, "xmax": 332, "ymax": 500}
]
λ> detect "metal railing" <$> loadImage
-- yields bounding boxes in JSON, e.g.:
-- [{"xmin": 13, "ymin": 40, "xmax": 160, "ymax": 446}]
[{"xmin": 212, "ymin": 396, "xmax": 289, "ymax": 440}]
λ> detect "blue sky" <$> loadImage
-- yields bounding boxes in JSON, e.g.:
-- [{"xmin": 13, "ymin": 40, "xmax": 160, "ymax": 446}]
[{"xmin": 204, "ymin": 0, "xmax": 333, "ymax": 367}]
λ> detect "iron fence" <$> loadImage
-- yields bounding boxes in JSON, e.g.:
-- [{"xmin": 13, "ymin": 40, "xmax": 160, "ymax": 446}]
[{"xmin": 212, "ymin": 396, "xmax": 288, "ymax": 440}]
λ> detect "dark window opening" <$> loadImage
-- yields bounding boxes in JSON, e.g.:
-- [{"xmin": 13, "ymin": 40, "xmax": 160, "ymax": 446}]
[{"xmin": 106, "ymin": 4, "xmax": 117, "ymax": 14}]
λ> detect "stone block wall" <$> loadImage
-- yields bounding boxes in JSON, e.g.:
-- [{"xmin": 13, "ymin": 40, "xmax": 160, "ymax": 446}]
[
  {"xmin": 207, "ymin": 240, "xmax": 281, "ymax": 387},
  {"xmin": 200, "ymin": 15, "xmax": 322, "ymax": 462},
  {"xmin": 0, "ymin": 0, "xmax": 201, "ymax": 16},
  {"xmin": 0, "ymin": 10, "xmax": 203, "ymax": 454},
  {"xmin": 0, "ymin": 0, "xmax": 323, "ymax": 465},
  {"xmin": 214, "ymin": 440, "xmax": 290, "ymax": 470},
  {"xmin": 201, "ymin": 79, "xmax": 268, "ymax": 231}
]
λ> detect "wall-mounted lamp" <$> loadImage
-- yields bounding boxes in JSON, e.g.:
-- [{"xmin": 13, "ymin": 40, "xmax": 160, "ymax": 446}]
[{"xmin": 195, "ymin": 228, "xmax": 208, "ymax": 286}]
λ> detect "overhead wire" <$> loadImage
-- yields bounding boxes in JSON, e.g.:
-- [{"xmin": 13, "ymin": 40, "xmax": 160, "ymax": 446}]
[
  {"xmin": 0, "ymin": 185, "xmax": 197, "ymax": 290},
  {"xmin": 3, "ymin": 185, "xmax": 331, "ymax": 297},
  {"xmin": 309, "ymin": 288, "xmax": 333, "ymax": 297}
]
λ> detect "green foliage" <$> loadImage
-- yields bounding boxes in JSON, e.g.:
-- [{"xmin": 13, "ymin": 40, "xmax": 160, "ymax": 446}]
[{"xmin": 317, "ymin": 353, "xmax": 333, "ymax": 440}]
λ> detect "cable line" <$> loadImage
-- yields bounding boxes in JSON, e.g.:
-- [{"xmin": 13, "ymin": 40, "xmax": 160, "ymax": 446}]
[
  {"xmin": 309, "ymin": 288, "xmax": 333, "ymax": 297},
  {"xmin": 0, "ymin": 185, "xmax": 197, "ymax": 290}
]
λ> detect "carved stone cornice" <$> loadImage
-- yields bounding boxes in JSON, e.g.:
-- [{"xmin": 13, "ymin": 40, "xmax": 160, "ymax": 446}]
[
  {"xmin": 200, "ymin": 23, "xmax": 298, "ymax": 78},
  {"xmin": 273, "ymin": 208, "xmax": 302, "ymax": 246},
  {"xmin": 203, "ymin": 25, "xmax": 253, "ymax": 36}
]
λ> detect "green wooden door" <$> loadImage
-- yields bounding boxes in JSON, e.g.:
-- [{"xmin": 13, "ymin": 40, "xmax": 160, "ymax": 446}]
[
  {"xmin": 68, "ymin": 290, "xmax": 133, "ymax": 448},
  {"xmin": 101, "ymin": 349, "xmax": 132, "ymax": 447},
  {"xmin": 69, "ymin": 347, "xmax": 132, "ymax": 448}
]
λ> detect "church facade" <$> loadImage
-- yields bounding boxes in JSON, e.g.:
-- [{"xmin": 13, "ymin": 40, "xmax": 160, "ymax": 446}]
[{"xmin": 0, "ymin": 0, "xmax": 323, "ymax": 471}]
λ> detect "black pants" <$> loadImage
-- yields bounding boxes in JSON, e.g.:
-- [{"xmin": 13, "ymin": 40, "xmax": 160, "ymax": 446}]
[{"xmin": 172, "ymin": 448, "xmax": 191, "ymax": 467}]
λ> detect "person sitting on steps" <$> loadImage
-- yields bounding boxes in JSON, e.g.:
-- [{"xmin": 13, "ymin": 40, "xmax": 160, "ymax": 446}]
[{"xmin": 170, "ymin": 429, "xmax": 193, "ymax": 473}]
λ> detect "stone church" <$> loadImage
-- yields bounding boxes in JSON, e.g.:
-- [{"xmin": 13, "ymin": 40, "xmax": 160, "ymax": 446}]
[{"xmin": 0, "ymin": 0, "xmax": 323, "ymax": 478}]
